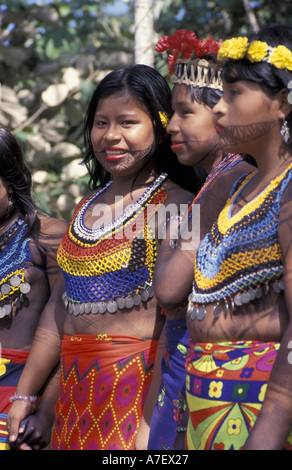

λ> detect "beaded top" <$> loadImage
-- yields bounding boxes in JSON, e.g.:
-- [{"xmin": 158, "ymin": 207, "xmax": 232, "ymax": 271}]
[
  {"xmin": 58, "ymin": 173, "xmax": 168, "ymax": 315},
  {"xmin": 189, "ymin": 162, "xmax": 292, "ymax": 311},
  {"xmin": 0, "ymin": 218, "xmax": 32, "ymax": 319}
]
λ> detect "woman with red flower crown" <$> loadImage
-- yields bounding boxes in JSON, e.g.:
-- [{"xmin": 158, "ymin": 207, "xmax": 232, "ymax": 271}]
[{"xmin": 135, "ymin": 30, "xmax": 254, "ymax": 450}]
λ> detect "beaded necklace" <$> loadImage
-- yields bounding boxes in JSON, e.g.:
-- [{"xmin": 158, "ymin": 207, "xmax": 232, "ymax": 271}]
[
  {"xmin": 187, "ymin": 162, "xmax": 292, "ymax": 321},
  {"xmin": 58, "ymin": 172, "xmax": 168, "ymax": 315},
  {"xmin": 0, "ymin": 218, "xmax": 31, "ymax": 319}
]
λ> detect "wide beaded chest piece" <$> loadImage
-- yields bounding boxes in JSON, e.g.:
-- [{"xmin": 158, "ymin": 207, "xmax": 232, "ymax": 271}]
[
  {"xmin": 0, "ymin": 218, "xmax": 31, "ymax": 319},
  {"xmin": 187, "ymin": 163, "xmax": 292, "ymax": 322},
  {"xmin": 58, "ymin": 173, "xmax": 168, "ymax": 316}
]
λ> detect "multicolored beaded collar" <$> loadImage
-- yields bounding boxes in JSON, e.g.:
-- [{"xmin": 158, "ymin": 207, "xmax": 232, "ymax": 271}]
[
  {"xmin": 187, "ymin": 162, "xmax": 292, "ymax": 321},
  {"xmin": 0, "ymin": 218, "xmax": 31, "ymax": 319},
  {"xmin": 58, "ymin": 172, "xmax": 168, "ymax": 316}
]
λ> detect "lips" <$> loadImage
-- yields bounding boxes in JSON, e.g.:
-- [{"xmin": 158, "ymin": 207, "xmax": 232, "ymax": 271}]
[
  {"xmin": 171, "ymin": 141, "xmax": 185, "ymax": 151},
  {"xmin": 215, "ymin": 123, "xmax": 224, "ymax": 133},
  {"xmin": 103, "ymin": 147, "xmax": 128, "ymax": 161}
]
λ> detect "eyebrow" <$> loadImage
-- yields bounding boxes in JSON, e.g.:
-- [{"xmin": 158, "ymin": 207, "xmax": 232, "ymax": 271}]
[{"xmin": 94, "ymin": 111, "xmax": 139, "ymax": 118}]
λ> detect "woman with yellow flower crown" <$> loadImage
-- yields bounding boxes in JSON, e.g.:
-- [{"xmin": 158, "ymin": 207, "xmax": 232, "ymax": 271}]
[
  {"xmin": 6, "ymin": 65, "xmax": 201, "ymax": 450},
  {"xmin": 136, "ymin": 30, "xmax": 255, "ymax": 450},
  {"xmin": 181, "ymin": 24, "xmax": 292, "ymax": 450}
]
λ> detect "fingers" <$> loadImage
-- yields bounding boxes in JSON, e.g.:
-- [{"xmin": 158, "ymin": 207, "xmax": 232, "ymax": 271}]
[
  {"xmin": 18, "ymin": 443, "xmax": 33, "ymax": 451},
  {"xmin": 7, "ymin": 418, "xmax": 20, "ymax": 443},
  {"xmin": 7, "ymin": 401, "xmax": 33, "ymax": 443}
]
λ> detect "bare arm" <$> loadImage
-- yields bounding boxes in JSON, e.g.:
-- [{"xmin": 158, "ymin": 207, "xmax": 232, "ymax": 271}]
[
  {"xmin": 244, "ymin": 183, "xmax": 292, "ymax": 449},
  {"xmin": 8, "ymin": 274, "xmax": 66, "ymax": 444}
]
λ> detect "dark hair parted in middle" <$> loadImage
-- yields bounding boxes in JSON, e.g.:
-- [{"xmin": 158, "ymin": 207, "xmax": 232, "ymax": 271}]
[{"xmin": 82, "ymin": 64, "xmax": 203, "ymax": 194}]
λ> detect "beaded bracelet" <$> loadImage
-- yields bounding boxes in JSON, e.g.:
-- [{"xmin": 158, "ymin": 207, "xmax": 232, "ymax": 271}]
[{"xmin": 9, "ymin": 393, "xmax": 37, "ymax": 404}]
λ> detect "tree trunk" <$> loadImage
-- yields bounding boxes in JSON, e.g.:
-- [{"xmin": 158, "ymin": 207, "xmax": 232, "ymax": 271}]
[
  {"xmin": 134, "ymin": 0, "xmax": 154, "ymax": 66},
  {"xmin": 242, "ymin": 0, "xmax": 259, "ymax": 32}
]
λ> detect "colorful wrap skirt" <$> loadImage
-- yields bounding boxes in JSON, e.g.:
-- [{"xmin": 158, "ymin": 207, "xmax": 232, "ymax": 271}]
[
  {"xmin": 51, "ymin": 334, "xmax": 158, "ymax": 450},
  {"xmin": 0, "ymin": 349, "xmax": 29, "ymax": 450},
  {"xmin": 148, "ymin": 318, "xmax": 188, "ymax": 450},
  {"xmin": 185, "ymin": 340, "xmax": 292, "ymax": 450}
]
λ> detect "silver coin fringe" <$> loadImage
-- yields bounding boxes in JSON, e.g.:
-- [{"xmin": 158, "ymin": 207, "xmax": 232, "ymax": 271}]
[
  {"xmin": 0, "ymin": 276, "xmax": 31, "ymax": 319},
  {"xmin": 187, "ymin": 279, "xmax": 285, "ymax": 322},
  {"xmin": 63, "ymin": 286, "xmax": 155, "ymax": 316}
]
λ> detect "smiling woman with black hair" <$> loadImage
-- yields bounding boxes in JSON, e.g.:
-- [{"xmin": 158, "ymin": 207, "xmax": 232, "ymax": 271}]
[{"xmin": 7, "ymin": 65, "xmax": 201, "ymax": 450}]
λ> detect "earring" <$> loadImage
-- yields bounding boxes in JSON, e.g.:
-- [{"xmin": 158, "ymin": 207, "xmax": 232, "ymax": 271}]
[{"xmin": 280, "ymin": 118, "xmax": 290, "ymax": 143}]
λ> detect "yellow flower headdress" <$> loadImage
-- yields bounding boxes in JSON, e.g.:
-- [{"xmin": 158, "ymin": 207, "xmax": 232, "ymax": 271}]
[{"xmin": 218, "ymin": 36, "xmax": 292, "ymax": 71}]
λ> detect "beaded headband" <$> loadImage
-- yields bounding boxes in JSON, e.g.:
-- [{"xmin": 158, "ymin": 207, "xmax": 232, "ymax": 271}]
[
  {"xmin": 156, "ymin": 29, "xmax": 223, "ymax": 91},
  {"xmin": 217, "ymin": 36, "xmax": 292, "ymax": 71}
]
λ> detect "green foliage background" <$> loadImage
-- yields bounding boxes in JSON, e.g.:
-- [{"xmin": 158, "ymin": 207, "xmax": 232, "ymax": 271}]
[{"xmin": 1, "ymin": 0, "xmax": 292, "ymax": 221}]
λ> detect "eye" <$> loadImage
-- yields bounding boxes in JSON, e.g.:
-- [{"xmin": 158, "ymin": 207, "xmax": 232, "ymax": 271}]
[
  {"xmin": 93, "ymin": 119, "xmax": 107, "ymax": 127},
  {"xmin": 122, "ymin": 120, "xmax": 135, "ymax": 126},
  {"xmin": 182, "ymin": 108, "xmax": 192, "ymax": 116},
  {"xmin": 230, "ymin": 87, "xmax": 240, "ymax": 96}
]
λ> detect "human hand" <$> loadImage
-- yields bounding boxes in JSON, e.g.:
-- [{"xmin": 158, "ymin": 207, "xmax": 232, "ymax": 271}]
[
  {"xmin": 7, "ymin": 400, "xmax": 35, "ymax": 447},
  {"xmin": 9, "ymin": 411, "xmax": 53, "ymax": 450}
]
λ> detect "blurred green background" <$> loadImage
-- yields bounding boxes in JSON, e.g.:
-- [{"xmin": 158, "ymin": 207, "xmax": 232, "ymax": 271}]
[{"xmin": 1, "ymin": 0, "xmax": 292, "ymax": 221}]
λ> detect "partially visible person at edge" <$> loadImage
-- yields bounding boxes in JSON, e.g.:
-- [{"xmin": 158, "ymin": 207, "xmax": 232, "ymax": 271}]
[
  {"xmin": 7, "ymin": 64, "xmax": 202, "ymax": 450},
  {"xmin": 0, "ymin": 127, "xmax": 67, "ymax": 450},
  {"xmin": 136, "ymin": 30, "xmax": 255, "ymax": 450},
  {"xmin": 158, "ymin": 24, "xmax": 292, "ymax": 450}
]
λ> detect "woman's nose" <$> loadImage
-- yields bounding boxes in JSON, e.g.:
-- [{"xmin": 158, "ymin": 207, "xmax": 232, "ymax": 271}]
[
  {"xmin": 213, "ymin": 96, "xmax": 226, "ymax": 117},
  {"xmin": 104, "ymin": 123, "xmax": 121, "ymax": 142},
  {"xmin": 166, "ymin": 114, "xmax": 179, "ymax": 135}
]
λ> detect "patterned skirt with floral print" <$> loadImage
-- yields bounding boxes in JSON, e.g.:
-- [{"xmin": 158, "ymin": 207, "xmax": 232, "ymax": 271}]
[{"xmin": 185, "ymin": 340, "xmax": 292, "ymax": 450}]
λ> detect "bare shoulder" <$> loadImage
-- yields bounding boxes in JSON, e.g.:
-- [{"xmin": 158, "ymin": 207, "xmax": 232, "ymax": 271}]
[
  {"xmin": 202, "ymin": 159, "xmax": 255, "ymax": 205},
  {"xmin": 163, "ymin": 179, "xmax": 195, "ymax": 206},
  {"xmin": 38, "ymin": 214, "xmax": 68, "ymax": 238}
]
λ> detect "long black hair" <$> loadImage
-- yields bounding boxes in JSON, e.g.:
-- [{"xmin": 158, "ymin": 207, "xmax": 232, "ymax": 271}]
[
  {"xmin": 222, "ymin": 24, "xmax": 292, "ymax": 146},
  {"xmin": 82, "ymin": 64, "xmax": 203, "ymax": 194},
  {"xmin": 0, "ymin": 127, "xmax": 40, "ymax": 239}
]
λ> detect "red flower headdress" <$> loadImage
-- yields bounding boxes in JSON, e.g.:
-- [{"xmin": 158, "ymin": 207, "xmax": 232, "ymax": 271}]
[{"xmin": 156, "ymin": 30, "xmax": 223, "ymax": 91}]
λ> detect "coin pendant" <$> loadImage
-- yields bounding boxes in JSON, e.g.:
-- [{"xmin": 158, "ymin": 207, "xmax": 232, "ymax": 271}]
[
  {"xmin": 107, "ymin": 301, "xmax": 117, "ymax": 313},
  {"xmin": 1, "ymin": 284, "xmax": 11, "ymax": 295},
  {"xmin": 198, "ymin": 307, "xmax": 206, "ymax": 321},
  {"xmin": 98, "ymin": 302, "xmax": 107, "ymax": 314},
  {"xmin": 91, "ymin": 303, "xmax": 99, "ymax": 314},
  {"xmin": 10, "ymin": 276, "xmax": 21, "ymax": 287},
  {"xmin": 213, "ymin": 304, "xmax": 222, "ymax": 317},
  {"xmin": 20, "ymin": 282, "xmax": 31, "ymax": 294}
]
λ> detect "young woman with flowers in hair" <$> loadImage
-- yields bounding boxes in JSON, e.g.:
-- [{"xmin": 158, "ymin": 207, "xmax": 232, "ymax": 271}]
[
  {"xmin": 136, "ymin": 30, "xmax": 254, "ymax": 450},
  {"xmin": 0, "ymin": 127, "xmax": 67, "ymax": 450},
  {"xmin": 7, "ymin": 64, "xmax": 201, "ymax": 450},
  {"xmin": 180, "ymin": 24, "xmax": 292, "ymax": 450}
]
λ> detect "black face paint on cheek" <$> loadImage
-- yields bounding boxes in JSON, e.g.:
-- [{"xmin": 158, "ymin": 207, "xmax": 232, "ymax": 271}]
[
  {"xmin": 94, "ymin": 144, "xmax": 153, "ymax": 168},
  {"xmin": 219, "ymin": 120, "xmax": 278, "ymax": 148}
]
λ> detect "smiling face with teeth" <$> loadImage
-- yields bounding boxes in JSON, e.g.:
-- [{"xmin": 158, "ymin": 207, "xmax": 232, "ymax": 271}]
[{"xmin": 91, "ymin": 91, "xmax": 155, "ymax": 180}]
